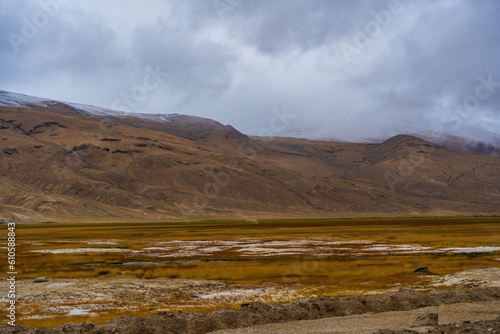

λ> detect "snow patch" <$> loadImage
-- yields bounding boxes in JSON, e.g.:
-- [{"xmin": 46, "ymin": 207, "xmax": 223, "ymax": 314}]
[
  {"xmin": 0, "ymin": 90, "xmax": 179, "ymax": 125},
  {"xmin": 0, "ymin": 90, "xmax": 47, "ymax": 108}
]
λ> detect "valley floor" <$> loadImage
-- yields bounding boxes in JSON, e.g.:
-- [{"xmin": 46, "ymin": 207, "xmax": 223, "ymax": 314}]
[
  {"xmin": 0, "ymin": 218, "xmax": 499, "ymax": 331},
  {"xmin": 2, "ymin": 271, "xmax": 500, "ymax": 333}
]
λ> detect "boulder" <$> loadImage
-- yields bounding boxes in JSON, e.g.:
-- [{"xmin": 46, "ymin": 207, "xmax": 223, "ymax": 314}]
[
  {"xmin": 412, "ymin": 267, "xmax": 437, "ymax": 275},
  {"xmin": 2, "ymin": 148, "xmax": 18, "ymax": 155},
  {"xmin": 411, "ymin": 312, "xmax": 438, "ymax": 327},
  {"xmin": 33, "ymin": 277, "xmax": 49, "ymax": 283}
]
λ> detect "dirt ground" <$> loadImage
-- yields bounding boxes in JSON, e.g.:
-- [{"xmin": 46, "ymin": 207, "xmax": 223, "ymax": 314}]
[
  {"xmin": 429, "ymin": 267, "xmax": 500, "ymax": 288},
  {"xmin": 2, "ymin": 289, "xmax": 500, "ymax": 333},
  {"xmin": 209, "ymin": 301, "xmax": 500, "ymax": 333}
]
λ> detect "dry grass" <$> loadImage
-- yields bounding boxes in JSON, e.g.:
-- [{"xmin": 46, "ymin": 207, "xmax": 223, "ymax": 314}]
[
  {"xmin": 5, "ymin": 217, "xmax": 499, "ymax": 280},
  {"xmin": 1, "ymin": 217, "xmax": 499, "ymax": 328},
  {"xmin": 17, "ymin": 309, "xmax": 154, "ymax": 329}
]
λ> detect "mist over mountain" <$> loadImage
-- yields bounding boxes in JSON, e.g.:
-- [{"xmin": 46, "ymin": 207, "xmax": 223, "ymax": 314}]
[
  {"xmin": 2, "ymin": 3, "xmax": 500, "ymax": 332},
  {"xmin": 1, "ymin": 1, "xmax": 499, "ymax": 145},
  {"xmin": 0, "ymin": 91, "xmax": 499, "ymax": 223}
]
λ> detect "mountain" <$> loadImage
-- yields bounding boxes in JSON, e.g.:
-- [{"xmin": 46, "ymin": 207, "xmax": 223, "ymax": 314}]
[
  {"xmin": 415, "ymin": 131, "xmax": 500, "ymax": 157},
  {"xmin": 0, "ymin": 91, "xmax": 499, "ymax": 222}
]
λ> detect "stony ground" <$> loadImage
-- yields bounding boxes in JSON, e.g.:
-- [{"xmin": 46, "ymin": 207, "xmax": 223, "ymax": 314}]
[
  {"xmin": 1, "ymin": 268, "xmax": 499, "ymax": 333},
  {"xmin": 1, "ymin": 286, "xmax": 500, "ymax": 334},
  {"xmin": 211, "ymin": 301, "xmax": 500, "ymax": 333},
  {"xmin": 376, "ymin": 316, "xmax": 500, "ymax": 334},
  {"xmin": 0, "ymin": 276, "xmax": 305, "ymax": 323}
]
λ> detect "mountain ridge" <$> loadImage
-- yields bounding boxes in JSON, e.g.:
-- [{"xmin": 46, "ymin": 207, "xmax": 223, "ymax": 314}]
[{"xmin": 0, "ymin": 91, "xmax": 499, "ymax": 223}]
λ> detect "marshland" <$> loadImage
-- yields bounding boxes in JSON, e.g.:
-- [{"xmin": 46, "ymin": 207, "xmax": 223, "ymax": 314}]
[{"xmin": 2, "ymin": 217, "xmax": 499, "ymax": 328}]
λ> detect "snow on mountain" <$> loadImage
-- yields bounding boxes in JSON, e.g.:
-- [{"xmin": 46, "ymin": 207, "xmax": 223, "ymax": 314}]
[
  {"xmin": 0, "ymin": 90, "xmax": 47, "ymax": 108},
  {"xmin": 0, "ymin": 90, "xmax": 119, "ymax": 115},
  {"xmin": 1, "ymin": 90, "xmax": 498, "ymax": 156},
  {"xmin": 0, "ymin": 90, "xmax": 178, "ymax": 123}
]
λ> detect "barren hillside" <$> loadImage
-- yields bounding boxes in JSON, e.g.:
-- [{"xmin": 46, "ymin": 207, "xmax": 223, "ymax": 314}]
[{"xmin": 1, "ymin": 91, "xmax": 499, "ymax": 222}]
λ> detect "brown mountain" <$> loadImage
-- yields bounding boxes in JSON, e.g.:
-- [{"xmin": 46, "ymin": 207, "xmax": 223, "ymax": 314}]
[{"xmin": 0, "ymin": 91, "xmax": 499, "ymax": 222}]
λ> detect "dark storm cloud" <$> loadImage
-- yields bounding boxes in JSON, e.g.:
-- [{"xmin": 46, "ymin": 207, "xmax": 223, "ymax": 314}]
[
  {"xmin": 0, "ymin": 0, "xmax": 499, "ymax": 142},
  {"xmin": 230, "ymin": 0, "xmax": 390, "ymax": 54},
  {"xmin": 0, "ymin": 0, "xmax": 128, "ymax": 103},
  {"xmin": 130, "ymin": 20, "xmax": 238, "ymax": 95},
  {"xmin": 325, "ymin": 0, "xmax": 500, "ymax": 140}
]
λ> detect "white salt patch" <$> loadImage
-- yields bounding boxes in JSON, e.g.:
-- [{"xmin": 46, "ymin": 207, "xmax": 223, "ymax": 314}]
[
  {"xmin": 198, "ymin": 247, "xmax": 224, "ymax": 253},
  {"xmin": 361, "ymin": 246, "xmax": 393, "ymax": 251},
  {"xmin": 396, "ymin": 244, "xmax": 431, "ymax": 250},
  {"xmin": 31, "ymin": 248, "xmax": 127, "ymax": 254},
  {"xmin": 237, "ymin": 247, "xmax": 308, "ymax": 254},
  {"xmin": 66, "ymin": 308, "xmax": 93, "ymax": 316},
  {"xmin": 326, "ymin": 240, "xmax": 374, "ymax": 245},
  {"xmin": 316, "ymin": 247, "xmax": 351, "ymax": 251},
  {"xmin": 198, "ymin": 289, "xmax": 262, "ymax": 299},
  {"xmin": 133, "ymin": 239, "xmax": 434, "ymax": 259},
  {"xmin": 87, "ymin": 241, "xmax": 118, "ymax": 245},
  {"xmin": 183, "ymin": 241, "xmax": 212, "ymax": 244},
  {"xmin": 360, "ymin": 244, "xmax": 431, "ymax": 252},
  {"xmin": 241, "ymin": 252, "xmax": 305, "ymax": 257},
  {"xmin": 240, "ymin": 241, "xmax": 300, "ymax": 248},
  {"xmin": 141, "ymin": 247, "xmax": 171, "ymax": 251},
  {"xmin": 438, "ymin": 247, "xmax": 500, "ymax": 253}
]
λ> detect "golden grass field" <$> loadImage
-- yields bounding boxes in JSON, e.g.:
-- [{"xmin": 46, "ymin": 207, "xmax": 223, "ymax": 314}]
[{"xmin": 1, "ymin": 217, "xmax": 500, "ymax": 328}]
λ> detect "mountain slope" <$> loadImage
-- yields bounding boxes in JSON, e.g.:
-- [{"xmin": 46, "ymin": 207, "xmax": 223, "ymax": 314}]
[{"xmin": 0, "ymin": 91, "xmax": 499, "ymax": 222}]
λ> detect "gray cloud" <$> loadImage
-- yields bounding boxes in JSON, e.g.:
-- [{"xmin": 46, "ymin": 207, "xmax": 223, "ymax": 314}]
[
  {"xmin": 130, "ymin": 20, "xmax": 238, "ymax": 95},
  {"xmin": 0, "ymin": 0, "xmax": 499, "ymax": 142}
]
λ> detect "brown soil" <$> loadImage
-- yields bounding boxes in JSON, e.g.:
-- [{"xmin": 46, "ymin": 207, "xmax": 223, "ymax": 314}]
[
  {"xmin": 0, "ymin": 276, "xmax": 303, "ymax": 321},
  {"xmin": 2, "ymin": 287, "xmax": 500, "ymax": 334},
  {"xmin": 212, "ymin": 301, "xmax": 500, "ymax": 333},
  {"xmin": 1, "ymin": 102, "xmax": 500, "ymax": 223},
  {"xmin": 376, "ymin": 316, "xmax": 500, "ymax": 334}
]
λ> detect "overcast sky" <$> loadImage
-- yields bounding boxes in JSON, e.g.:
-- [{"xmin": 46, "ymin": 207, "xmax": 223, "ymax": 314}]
[{"xmin": 1, "ymin": 0, "xmax": 499, "ymax": 142}]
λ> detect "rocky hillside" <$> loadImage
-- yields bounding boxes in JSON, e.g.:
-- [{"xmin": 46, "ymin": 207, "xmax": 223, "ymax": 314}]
[{"xmin": 0, "ymin": 91, "xmax": 499, "ymax": 222}]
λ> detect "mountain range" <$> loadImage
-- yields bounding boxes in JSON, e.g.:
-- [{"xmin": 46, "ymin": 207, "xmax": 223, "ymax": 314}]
[{"xmin": 0, "ymin": 90, "xmax": 499, "ymax": 222}]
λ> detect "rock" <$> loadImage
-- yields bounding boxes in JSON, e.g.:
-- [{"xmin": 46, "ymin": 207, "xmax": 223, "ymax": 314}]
[
  {"xmin": 2, "ymin": 148, "xmax": 18, "ymax": 155},
  {"xmin": 411, "ymin": 312, "xmax": 438, "ymax": 327},
  {"xmin": 33, "ymin": 277, "xmax": 49, "ymax": 283},
  {"xmin": 412, "ymin": 267, "xmax": 437, "ymax": 275}
]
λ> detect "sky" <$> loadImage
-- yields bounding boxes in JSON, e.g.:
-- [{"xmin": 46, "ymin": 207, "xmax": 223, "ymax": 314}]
[{"xmin": 1, "ymin": 0, "xmax": 499, "ymax": 142}]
